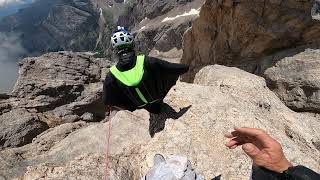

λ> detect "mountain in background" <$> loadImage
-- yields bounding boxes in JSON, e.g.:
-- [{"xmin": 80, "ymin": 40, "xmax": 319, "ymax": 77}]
[
  {"xmin": 0, "ymin": 0, "xmax": 205, "ymax": 93},
  {"xmin": 0, "ymin": 0, "xmax": 105, "ymax": 93},
  {"xmin": 0, "ymin": 0, "xmax": 34, "ymax": 18},
  {"xmin": 0, "ymin": 0, "xmax": 205, "ymax": 58},
  {"xmin": 1, "ymin": 1, "xmax": 320, "ymax": 179},
  {"xmin": 0, "ymin": 0, "xmax": 101, "ymax": 56}
]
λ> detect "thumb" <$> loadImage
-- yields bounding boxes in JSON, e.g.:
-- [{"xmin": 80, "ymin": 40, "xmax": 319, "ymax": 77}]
[{"xmin": 242, "ymin": 143, "xmax": 260, "ymax": 159}]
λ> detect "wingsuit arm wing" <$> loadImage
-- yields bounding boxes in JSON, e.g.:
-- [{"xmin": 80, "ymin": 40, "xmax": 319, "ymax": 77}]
[{"xmin": 147, "ymin": 57, "xmax": 189, "ymax": 75}]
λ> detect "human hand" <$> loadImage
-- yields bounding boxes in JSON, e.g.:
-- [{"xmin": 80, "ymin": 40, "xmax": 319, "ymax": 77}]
[{"xmin": 225, "ymin": 127, "xmax": 292, "ymax": 173}]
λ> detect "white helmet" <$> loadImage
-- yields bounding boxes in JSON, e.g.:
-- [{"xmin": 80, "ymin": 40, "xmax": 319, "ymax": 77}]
[{"xmin": 111, "ymin": 26, "xmax": 134, "ymax": 49}]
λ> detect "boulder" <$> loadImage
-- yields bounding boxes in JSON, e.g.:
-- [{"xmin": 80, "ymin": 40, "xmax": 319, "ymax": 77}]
[
  {"xmin": 0, "ymin": 111, "xmax": 151, "ymax": 179},
  {"xmin": 11, "ymin": 52, "xmax": 111, "ymax": 124},
  {"xmin": 1, "ymin": 65, "xmax": 319, "ymax": 179},
  {"xmin": 181, "ymin": 0, "xmax": 320, "ymax": 82},
  {"xmin": 15, "ymin": 122, "xmax": 88, "ymax": 159},
  {"xmin": 0, "ymin": 108, "xmax": 49, "ymax": 149},
  {"xmin": 264, "ymin": 48, "xmax": 320, "ymax": 113},
  {"xmin": 21, "ymin": 154, "xmax": 105, "ymax": 180}
]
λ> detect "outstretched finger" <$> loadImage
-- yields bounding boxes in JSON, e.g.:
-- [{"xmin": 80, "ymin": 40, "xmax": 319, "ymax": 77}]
[
  {"xmin": 229, "ymin": 144, "xmax": 238, "ymax": 149},
  {"xmin": 225, "ymin": 137, "xmax": 246, "ymax": 148},
  {"xmin": 224, "ymin": 132, "xmax": 235, "ymax": 138},
  {"xmin": 225, "ymin": 139, "xmax": 237, "ymax": 148},
  {"xmin": 234, "ymin": 127, "xmax": 265, "ymax": 136},
  {"xmin": 234, "ymin": 127, "xmax": 275, "ymax": 146},
  {"xmin": 225, "ymin": 130, "xmax": 243, "ymax": 138}
]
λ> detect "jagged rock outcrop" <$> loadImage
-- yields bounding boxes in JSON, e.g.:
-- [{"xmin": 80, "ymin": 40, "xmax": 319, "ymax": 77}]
[
  {"xmin": 264, "ymin": 49, "xmax": 320, "ymax": 113},
  {"xmin": 0, "ymin": 108, "xmax": 49, "ymax": 149},
  {"xmin": 0, "ymin": 52, "xmax": 110, "ymax": 149},
  {"xmin": 182, "ymin": 0, "xmax": 320, "ymax": 82},
  {"xmin": 1, "ymin": 65, "xmax": 319, "ymax": 179},
  {"xmin": 0, "ymin": 111, "xmax": 150, "ymax": 179},
  {"xmin": 10, "ymin": 52, "xmax": 110, "ymax": 125}
]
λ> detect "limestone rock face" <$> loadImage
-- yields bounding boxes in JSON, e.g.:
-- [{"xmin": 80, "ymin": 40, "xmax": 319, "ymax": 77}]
[
  {"xmin": 0, "ymin": 52, "xmax": 110, "ymax": 149},
  {"xmin": 181, "ymin": 0, "xmax": 320, "ymax": 82},
  {"xmin": 0, "ymin": 108, "xmax": 49, "ymax": 149},
  {"xmin": 265, "ymin": 49, "xmax": 320, "ymax": 113},
  {"xmin": 0, "ymin": 111, "xmax": 151, "ymax": 179},
  {"xmin": 1, "ymin": 65, "xmax": 319, "ymax": 180},
  {"xmin": 11, "ymin": 52, "xmax": 111, "ymax": 124}
]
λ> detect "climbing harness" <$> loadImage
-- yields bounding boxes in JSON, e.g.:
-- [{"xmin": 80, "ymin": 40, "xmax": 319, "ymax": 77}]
[{"xmin": 110, "ymin": 54, "xmax": 161, "ymax": 108}]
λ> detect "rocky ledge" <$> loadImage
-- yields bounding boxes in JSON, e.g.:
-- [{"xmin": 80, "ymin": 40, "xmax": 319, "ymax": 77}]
[
  {"xmin": 0, "ymin": 59, "xmax": 319, "ymax": 179},
  {"xmin": 0, "ymin": 51, "xmax": 111, "ymax": 150}
]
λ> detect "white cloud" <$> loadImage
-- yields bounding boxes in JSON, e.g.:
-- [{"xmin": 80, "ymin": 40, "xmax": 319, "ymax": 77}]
[
  {"xmin": 0, "ymin": 0, "xmax": 25, "ymax": 8},
  {"xmin": 0, "ymin": 32, "xmax": 26, "ymax": 63},
  {"xmin": 0, "ymin": 32, "xmax": 26, "ymax": 93}
]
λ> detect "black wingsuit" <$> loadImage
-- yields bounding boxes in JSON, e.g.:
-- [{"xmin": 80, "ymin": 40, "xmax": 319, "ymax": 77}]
[{"xmin": 103, "ymin": 50, "xmax": 189, "ymax": 114}]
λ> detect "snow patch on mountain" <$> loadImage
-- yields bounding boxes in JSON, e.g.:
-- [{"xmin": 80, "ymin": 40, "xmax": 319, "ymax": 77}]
[
  {"xmin": 139, "ymin": 26, "xmax": 146, "ymax": 31},
  {"xmin": 162, "ymin": 8, "xmax": 200, "ymax": 22}
]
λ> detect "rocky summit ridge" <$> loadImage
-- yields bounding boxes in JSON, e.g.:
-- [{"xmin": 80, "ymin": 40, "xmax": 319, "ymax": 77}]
[{"xmin": 0, "ymin": 52, "xmax": 319, "ymax": 179}]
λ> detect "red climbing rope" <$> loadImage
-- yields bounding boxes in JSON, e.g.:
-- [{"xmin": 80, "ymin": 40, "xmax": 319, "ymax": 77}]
[
  {"xmin": 104, "ymin": 106, "xmax": 147, "ymax": 179},
  {"xmin": 104, "ymin": 106, "xmax": 112, "ymax": 180}
]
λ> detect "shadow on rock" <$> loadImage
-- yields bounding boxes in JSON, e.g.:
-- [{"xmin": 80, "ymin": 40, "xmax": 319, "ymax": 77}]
[{"xmin": 149, "ymin": 103, "xmax": 191, "ymax": 137}]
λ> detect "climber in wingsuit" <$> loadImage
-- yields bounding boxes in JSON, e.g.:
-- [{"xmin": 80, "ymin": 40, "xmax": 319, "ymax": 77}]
[{"xmin": 103, "ymin": 26, "xmax": 189, "ymax": 114}]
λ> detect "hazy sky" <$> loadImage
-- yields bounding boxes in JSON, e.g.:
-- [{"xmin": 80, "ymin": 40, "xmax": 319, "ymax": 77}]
[
  {"xmin": 0, "ymin": 0, "xmax": 32, "ymax": 7},
  {"xmin": 0, "ymin": 0, "xmax": 34, "ymax": 93},
  {"xmin": 0, "ymin": 62, "xmax": 18, "ymax": 93},
  {"xmin": 0, "ymin": 0, "xmax": 23, "ymax": 7},
  {"xmin": 0, "ymin": 0, "xmax": 34, "ymax": 17},
  {"xmin": 0, "ymin": 33, "xmax": 26, "ymax": 93}
]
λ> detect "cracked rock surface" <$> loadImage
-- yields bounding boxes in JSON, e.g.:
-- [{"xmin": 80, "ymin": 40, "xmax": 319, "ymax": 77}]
[
  {"xmin": 265, "ymin": 49, "xmax": 320, "ymax": 113},
  {"xmin": 1, "ymin": 65, "xmax": 319, "ymax": 179},
  {"xmin": 0, "ymin": 52, "xmax": 111, "ymax": 150},
  {"xmin": 182, "ymin": 0, "xmax": 320, "ymax": 82}
]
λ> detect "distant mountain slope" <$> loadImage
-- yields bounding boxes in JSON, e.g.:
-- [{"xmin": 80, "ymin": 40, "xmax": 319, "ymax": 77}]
[
  {"xmin": 118, "ymin": 0, "xmax": 206, "ymax": 62},
  {"xmin": 0, "ymin": 0, "xmax": 101, "ymax": 56},
  {"xmin": 0, "ymin": 0, "xmax": 205, "ymax": 59},
  {"xmin": 0, "ymin": 0, "xmax": 34, "ymax": 18}
]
